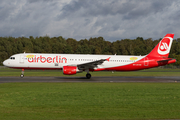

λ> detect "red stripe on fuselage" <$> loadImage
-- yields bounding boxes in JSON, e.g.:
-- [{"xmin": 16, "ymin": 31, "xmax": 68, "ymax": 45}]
[
  {"xmin": 93, "ymin": 57, "xmax": 157, "ymax": 71},
  {"xmin": 94, "ymin": 57, "xmax": 175, "ymax": 71}
]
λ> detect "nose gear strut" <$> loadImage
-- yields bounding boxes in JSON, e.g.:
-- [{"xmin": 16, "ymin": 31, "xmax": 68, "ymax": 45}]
[{"xmin": 20, "ymin": 69, "xmax": 24, "ymax": 78}]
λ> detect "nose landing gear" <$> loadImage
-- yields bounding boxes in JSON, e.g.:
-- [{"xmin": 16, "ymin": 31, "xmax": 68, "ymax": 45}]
[{"xmin": 20, "ymin": 69, "xmax": 24, "ymax": 78}]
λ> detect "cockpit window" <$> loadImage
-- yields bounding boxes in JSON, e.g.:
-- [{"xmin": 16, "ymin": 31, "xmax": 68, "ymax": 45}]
[{"xmin": 9, "ymin": 57, "xmax": 15, "ymax": 60}]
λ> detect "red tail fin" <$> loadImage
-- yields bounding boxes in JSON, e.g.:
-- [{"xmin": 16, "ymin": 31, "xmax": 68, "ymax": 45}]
[{"xmin": 147, "ymin": 34, "xmax": 174, "ymax": 58}]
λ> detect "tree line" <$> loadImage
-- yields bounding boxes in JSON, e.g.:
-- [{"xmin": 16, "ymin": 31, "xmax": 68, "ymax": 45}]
[{"xmin": 0, "ymin": 36, "xmax": 180, "ymax": 66}]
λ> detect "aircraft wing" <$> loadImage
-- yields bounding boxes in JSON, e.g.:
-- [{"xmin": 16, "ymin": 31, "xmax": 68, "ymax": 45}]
[{"xmin": 77, "ymin": 57, "xmax": 110, "ymax": 70}]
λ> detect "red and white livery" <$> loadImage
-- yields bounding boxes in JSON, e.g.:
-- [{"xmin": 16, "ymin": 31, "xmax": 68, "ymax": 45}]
[{"xmin": 3, "ymin": 34, "xmax": 176, "ymax": 79}]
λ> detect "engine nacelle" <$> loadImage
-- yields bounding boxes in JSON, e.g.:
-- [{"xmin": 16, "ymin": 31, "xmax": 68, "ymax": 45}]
[{"xmin": 63, "ymin": 66, "xmax": 79, "ymax": 75}]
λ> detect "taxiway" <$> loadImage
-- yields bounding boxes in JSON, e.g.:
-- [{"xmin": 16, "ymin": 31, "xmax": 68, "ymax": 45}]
[{"xmin": 0, "ymin": 76, "xmax": 179, "ymax": 83}]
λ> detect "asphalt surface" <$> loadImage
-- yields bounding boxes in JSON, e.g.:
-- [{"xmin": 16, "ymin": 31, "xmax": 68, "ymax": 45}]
[{"xmin": 0, "ymin": 76, "xmax": 179, "ymax": 83}]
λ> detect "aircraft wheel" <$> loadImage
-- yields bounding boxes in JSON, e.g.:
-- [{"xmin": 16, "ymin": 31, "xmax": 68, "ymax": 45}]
[
  {"xmin": 20, "ymin": 74, "xmax": 24, "ymax": 78},
  {"xmin": 86, "ymin": 73, "xmax": 91, "ymax": 79}
]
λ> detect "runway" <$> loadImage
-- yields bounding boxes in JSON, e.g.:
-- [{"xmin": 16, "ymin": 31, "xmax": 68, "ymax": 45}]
[{"xmin": 0, "ymin": 76, "xmax": 179, "ymax": 83}]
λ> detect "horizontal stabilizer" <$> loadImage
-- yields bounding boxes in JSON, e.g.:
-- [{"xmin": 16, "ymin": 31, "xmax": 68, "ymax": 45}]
[
  {"xmin": 157, "ymin": 58, "xmax": 176, "ymax": 65},
  {"xmin": 157, "ymin": 58, "xmax": 174, "ymax": 63}
]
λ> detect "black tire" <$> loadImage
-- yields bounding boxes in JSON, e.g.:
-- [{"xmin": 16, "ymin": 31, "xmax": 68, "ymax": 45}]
[
  {"xmin": 20, "ymin": 74, "xmax": 24, "ymax": 78},
  {"xmin": 86, "ymin": 73, "xmax": 91, "ymax": 79}
]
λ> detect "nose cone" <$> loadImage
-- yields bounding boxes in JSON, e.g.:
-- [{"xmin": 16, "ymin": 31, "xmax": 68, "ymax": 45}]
[{"xmin": 3, "ymin": 60, "xmax": 8, "ymax": 67}]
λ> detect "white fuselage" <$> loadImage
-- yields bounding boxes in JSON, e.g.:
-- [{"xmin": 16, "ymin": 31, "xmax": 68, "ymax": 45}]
[{"xmin": 3, "ymin": 53, "xmax": 144, "ymax": 70}]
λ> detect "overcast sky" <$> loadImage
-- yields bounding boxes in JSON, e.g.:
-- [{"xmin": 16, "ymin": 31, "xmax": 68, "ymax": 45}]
[{"xmin": 0, "ymin": 0, "xmax": 180, "ymax": 41}]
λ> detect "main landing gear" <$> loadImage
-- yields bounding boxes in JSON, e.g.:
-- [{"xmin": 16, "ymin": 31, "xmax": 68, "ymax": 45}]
[
  {"xmin": 20, "ymin": 69, "xmax": 24, "ymax": 78},
  {"xmin": 86, "ymin": 73, "xmax": 91, "ymax": 79}
]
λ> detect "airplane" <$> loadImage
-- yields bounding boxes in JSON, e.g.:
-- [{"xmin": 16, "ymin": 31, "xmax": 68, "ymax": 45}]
[{"xmin": 3, "ymin": 34, "xmax": 176, "ymax": 79}]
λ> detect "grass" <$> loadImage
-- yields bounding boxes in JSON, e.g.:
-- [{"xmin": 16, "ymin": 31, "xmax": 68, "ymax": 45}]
[
  {"xmin": 0, "ymin": 83, "xmax": 180, "ymax": 120},
  {"xmin": 0, "ymin": 67, "xmax": 180, "ymax": 119},
  {"xmin": 0, "ymin": 67, "xmax": 180, "ymax": 77}
]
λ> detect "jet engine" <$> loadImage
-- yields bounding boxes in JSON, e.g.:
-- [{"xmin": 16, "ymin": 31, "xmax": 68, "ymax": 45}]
[{"xmin": 63, "ymin": 66, "xmax": 81, "ymax": 75}]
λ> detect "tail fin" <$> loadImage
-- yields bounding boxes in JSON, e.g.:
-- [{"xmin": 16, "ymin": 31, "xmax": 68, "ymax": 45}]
[{"xmin": 147, "ymin": 34, "xmax": 174, "ymax": 58}]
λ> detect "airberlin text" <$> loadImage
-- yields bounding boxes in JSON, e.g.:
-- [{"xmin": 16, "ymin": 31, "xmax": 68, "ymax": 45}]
[{"xmin": 27, "ymin": 55, "xmax": 67, "ymax": 63}]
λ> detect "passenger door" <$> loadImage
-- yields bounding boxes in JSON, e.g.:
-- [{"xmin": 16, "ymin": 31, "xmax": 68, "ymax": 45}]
[{"xmin": 19, "ymin": 55, "xmax": 24, "ymax": 63}]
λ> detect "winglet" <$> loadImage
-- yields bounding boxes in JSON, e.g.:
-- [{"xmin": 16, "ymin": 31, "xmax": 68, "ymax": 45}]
[{"xmin": 106, "ymin": 57, "xmax": 111, "ymax": 62}]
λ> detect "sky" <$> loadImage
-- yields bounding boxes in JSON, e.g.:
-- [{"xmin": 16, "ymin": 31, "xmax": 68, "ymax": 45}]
[{"xmin": 0, "ymin": 0, "xmax": 180, "ymax": 41}]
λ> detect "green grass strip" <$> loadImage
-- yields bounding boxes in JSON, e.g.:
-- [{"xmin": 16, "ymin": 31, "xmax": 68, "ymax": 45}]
[{"xmin": 0, "ymin": 83, "xmax": 180, "ymax": 120}]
